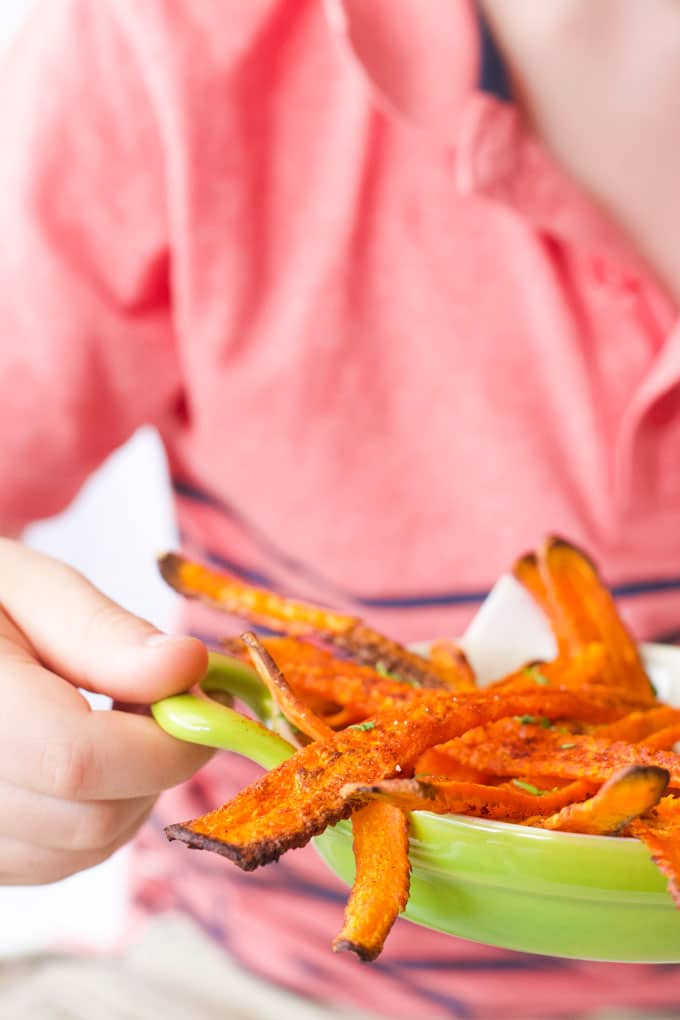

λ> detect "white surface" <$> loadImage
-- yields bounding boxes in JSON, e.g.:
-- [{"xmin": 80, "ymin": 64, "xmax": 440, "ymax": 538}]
[{"xmin": 460, "ymin": 573, "xmax": 557, "ymax": 684}]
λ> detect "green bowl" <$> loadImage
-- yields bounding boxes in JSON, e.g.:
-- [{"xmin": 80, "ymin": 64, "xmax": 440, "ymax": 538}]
[{"xmin": 152, "ymin": 643, "xmax": 680, "ymax": 962}]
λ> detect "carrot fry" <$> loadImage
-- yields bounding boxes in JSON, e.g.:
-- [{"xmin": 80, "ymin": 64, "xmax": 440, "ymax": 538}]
[
  {"xmin": 427, "ymin": 640, "xmax": 477, "ymax": 690},
  {"xmin": 342, "ymin": 777, "xmax": 593, "ymax": 821},
  {"xmin": 535, "ymin": 765, "xmax": 669, "ymax": 835},
  {"xmin": 537, "ymin": 537, "xmax": 655, "ymax": 702},
  {"xmin": 639, "ymin": 725, "xmax": 680, "ymax": 751},
  {"xmin": 631, "ymin": 797, "xmax": 680, "ymax": 905},
  {"xmin": 414, "ymin": 748, "xmax": 491, "ymax": 783},
  {"xmin": 159, "ymin": 553, "xmax": 464, "ymax": 689},
  {"xmin": 598, "ymin": 706, "xmax": 680, "ymax": 743},
  {"xmin": 333, "ymin": 801, "xmax": 410, "ymax": 961},
  {"xmin": 240, "ymin": 632, "xmax": 333, "ymax": 743},
  {"xmin": 513, "ymin": 551, "xmax": 553, "ymax": 622},
  {"xmin": 443, "ymin": 719, "xmax": 680, "ymax": 787}
]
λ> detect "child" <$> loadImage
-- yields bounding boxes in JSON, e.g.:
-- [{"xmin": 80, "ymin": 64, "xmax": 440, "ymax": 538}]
[{"xmin": 1, "ymin": 1, "xmax": 680, "ymax": 1017}]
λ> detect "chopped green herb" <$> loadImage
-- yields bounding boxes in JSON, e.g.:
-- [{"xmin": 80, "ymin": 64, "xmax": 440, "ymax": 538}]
[
  {"xmin": 349, "ymin": 720, "xmax": 376, "ymax": 732},
  {"xmin": 514, "ymin": 714, "xmax": 551, "ymax": 728},
  {"xmin": 522, "ymin": 665, "xmax": 549, "ymax": 686},
  {"xmin": 511, "ymin": 779, "xmax": 545, "ymax": 796},
  {"xmin": 560, "ymin": 742, "xmax": 577, "ymax": 750}
]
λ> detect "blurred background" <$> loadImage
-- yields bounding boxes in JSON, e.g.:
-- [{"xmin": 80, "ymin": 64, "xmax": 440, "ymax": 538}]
[{"xmin": 0, "ymin": 1, "xmax": 176, "ymax": 956}]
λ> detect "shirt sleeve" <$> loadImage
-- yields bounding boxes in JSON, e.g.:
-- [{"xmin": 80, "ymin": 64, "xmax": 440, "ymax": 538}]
[{"xmin": 0, "ymin": 0, "xmax": 179, "ymax": 531}]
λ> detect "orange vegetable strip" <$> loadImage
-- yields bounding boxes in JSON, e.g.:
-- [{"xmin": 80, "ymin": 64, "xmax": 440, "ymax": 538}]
[
  {"xmin": 160, "ymin": 553, "xmax": 463, "ymax": 689},
  {"xmin": 332, "ymin": 801, "xmax": 410, "ymax": 962},
  {"xmin": 342, "ymin": 777, "xmax": 593, "ymax": 821},
  {"xmin": 638, "ymin": 724, "xmax": 680, "ymax": 751},
  {"xmin": 223, "ymin": 636, "xmax": 418, "ymax": 712},
  {"xmin": 512, "ymin": 551, "xmax": 554, "ymax": 631},
  {"xmin": 597, "ymin": 706, "xmax": 680, "ymax": 743},
  {"xmin": 165, "ymin": 688, "xmax": 624, "ymax": 869},
  {"xmin": 538, "ymin": 537, "xmax": 654, "ymax": 701},
  {"xmin": 228, "ymin": 635, "xmax": 638, "ymax": 723},
  {"xmin": 160, "ymin": 553, "xmax": 357, "ymax": 635},
  {"xmin": 443, "ymin": 719, "xmax": 680, "ymax": 787},
  {"xmin": 631, "ymin": 797, "xmax": 680, "ymax": 906},
  {"xmin": 414, "ymin": 748, "xmax": 491, "ymax": 783},
  {"xmin": 427, "ymin": 640, "xmax": 477, "ymax": 690},
  {"xmin": 240, "ymin": 632, "xmax": 333, "ymax": 743},
  {"xmin": 535, "ymin": 765, "xmax": 669, "ymax": 835},
  {"xmin": 599, "ymin": 709, "xmax": 680, "ymax": 742}
]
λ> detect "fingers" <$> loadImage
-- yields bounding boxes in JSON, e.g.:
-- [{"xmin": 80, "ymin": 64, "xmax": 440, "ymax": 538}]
[
  {"xmin": 0, "ymin": 803, "xmax": 155, "ymax": 886},
  {"xmin": 0, "ymin": 779, "xmax": 156, "ymax": 851},
  {"xmin": 0, "ymin": 539, "xmax": 207, "ymax": 701},
  {"xmin": 0, "ymin": 657, "xmax": 214, "ymax": 798}
]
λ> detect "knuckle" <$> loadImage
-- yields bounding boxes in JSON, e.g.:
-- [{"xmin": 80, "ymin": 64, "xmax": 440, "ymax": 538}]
[{"xmin": 40, "ymin": 738, "xmax": 93, "ymax": 801}]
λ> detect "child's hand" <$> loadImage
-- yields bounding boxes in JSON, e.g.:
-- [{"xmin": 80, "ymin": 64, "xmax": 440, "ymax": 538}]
[{"xmin": 0, "ymin": 538, "xmax": 212, "ymax": 885}]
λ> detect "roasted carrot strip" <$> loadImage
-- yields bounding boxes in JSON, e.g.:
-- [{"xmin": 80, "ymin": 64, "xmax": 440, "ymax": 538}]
[
  {"xmin": 535, "ymin": 765, "xmax": 669, "ymax": 835},
  {"xmin": 537, "ymin": 537, "xmax": 654, "ymax": 702},
  {"xmin": 166, "ymin": 687, "xmax": 625, "ymax": 868},
  {"xmin": 160, "ymin": 553, "xmax": 463, "ymax": 689},
  {"xmin": 240, "ymin": 632, "xmax": 334, "ymax": 743},
  {"xmin": 631, "ymin": 797, "xmax": 680, "ymax": 906},
  {"xmin": 427, "ymin": 640, "xmax": 477, "ymax": 690},
  {"xmin": 638, "ymin": 725, "xmax": 680, "ymax": 751},
  {"xmin": 597, "ymin": 706, "xmax": 680, "ymax": 743},
  {"xmin": 513, "ymin": 551, "xmax": 553, "ymax": 623},
  {"xmin": 414, "ymin": 748, "xmax": 491, "ymax": 783},
  {"xmin": 443, "ymin": 719, "xmax": 680, "ymax": 787},
  {"xmin": 222, "ymin": 636, "xmax": 419, "ymax": 713},
  {"xmin": 341, "ymin": 777, "xmax": 593, "ymax": 821},
  {"xmin": 332, "ymin": 801, "xmax": 410, "ymax": 962}
]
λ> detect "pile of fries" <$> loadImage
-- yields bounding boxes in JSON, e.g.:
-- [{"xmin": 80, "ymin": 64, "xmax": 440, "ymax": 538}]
[{"xmin": 159, "ymin": 537, "xmax": 680, "ymax": 961}]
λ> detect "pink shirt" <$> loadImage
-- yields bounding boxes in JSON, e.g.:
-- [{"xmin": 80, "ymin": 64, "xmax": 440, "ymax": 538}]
[{"xmin": 2, "ymin": 1, "xmax": 680, "ymax": 1016}]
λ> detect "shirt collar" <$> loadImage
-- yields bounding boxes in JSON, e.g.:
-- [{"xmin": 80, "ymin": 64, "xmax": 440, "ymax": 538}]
[{"xmin": 322, "ymin": 0, "xmax": 664, "ymax": 274}]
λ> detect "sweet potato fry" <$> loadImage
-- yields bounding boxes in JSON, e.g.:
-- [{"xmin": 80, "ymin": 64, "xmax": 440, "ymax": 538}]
[
  {"xmin": 222, "ymin": 635, "xmax": 420, "ymax": 713},
  {"xmin": 165, "ymin": 701, "xmax": 458, "ymax": 869},
  {"xmin": 240, "ymin": 632, "xmax": 334, "ymax": 743},
  {"xmin": 240, "ymin": 634, "xmax": 411, "ymax": 960},
  {"xmin": 166, "ymin": 685, "xmax": 626, "ymax": 868},
  {"xmin": 159, "ymin": 553, "xmax": 465, "ymax": 689},
  {"xmin": 597, "ymin": 706, "xmax": 680, "ymax": 743},
  {"xmin": 333, "ymin": 801, "xmax": 410, "ymax": 961},
  {"xmin": 427, "ymin": 640, "xmax": 477, "ymax": 690},
  {"xmin": 537, "ymin": 537, "xmax": 654, "ymax": 702},
  {"xmin": 444, "ymin": 719, "xmax": 680, "ymax": 787},
  {"xmin": 414, "ymin": 748, "xmax": 491, "ymax": 783},
  {"xmin": 535, "ymin": 765, "xmax": 669, "ymax": 835},
  {"xmin": 631, "ymin": 797, "xmax": 680, "ymax": 905},
  {"xmin": 513, "ymin": 551, "xmax": 552, "ymax": 620},
  {"xmin": 639, "ymin": 725, "xmax": 680, "ymax": 751},
  {"xmin": 341, "ymin": 776, "xmax": 593, "ymax": 821}
]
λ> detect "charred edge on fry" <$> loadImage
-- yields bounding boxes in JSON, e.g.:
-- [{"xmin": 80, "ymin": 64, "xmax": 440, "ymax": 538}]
[
  {"xmin": 543, "ymin": 534, "xmax": 598, "ymax": 569},
  {"xmin": 164, "ymin": 798, "xmax": 357, "ymax": 870},
  {"xmin": 332, "ymin": 938, "xmax": 381, "ymax": 963}
]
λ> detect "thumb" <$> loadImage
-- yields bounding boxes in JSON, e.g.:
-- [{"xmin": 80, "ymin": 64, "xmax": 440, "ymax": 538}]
[{"xmin": 0, "ymin": 539, "xmax": 208, "ymax": 702}]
